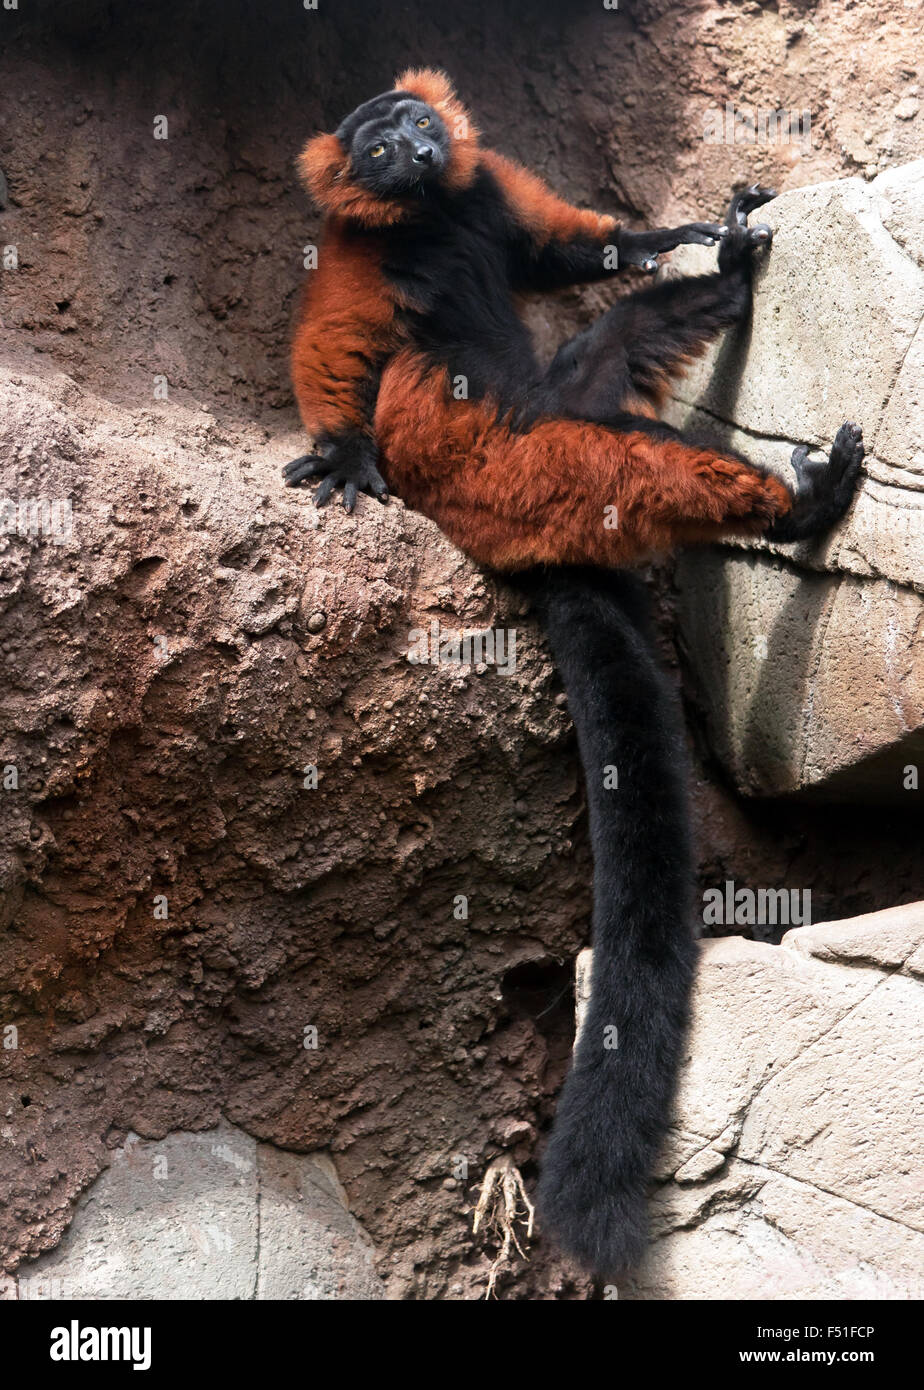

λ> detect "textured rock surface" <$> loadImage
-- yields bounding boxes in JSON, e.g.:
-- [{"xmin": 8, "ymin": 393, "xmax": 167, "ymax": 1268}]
[
  {"xmin": 11, "ymin": 909, "xmax": 922, "ymax": 1301},
  {"xmin": 666, "ymin": 162, "xmax": 924, "ymax": 797},
  {"xmin": 7, "ymin": 1121, "xmax": 385, "ymax": 1300},
  {"xmin": 625, "ymin": 903, "xmax": 924, "ymax": 1300},
  {"xmin": 0, "ymin": 362, "xmax": 592, "ymax": 1299}
]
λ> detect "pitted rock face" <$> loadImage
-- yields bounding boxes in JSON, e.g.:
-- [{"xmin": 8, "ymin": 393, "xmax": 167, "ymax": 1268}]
[
  {"xmin": 628, "ymin": 903, "xmax": 924, "ymax": 1300},
  {"xmin": 666, "ymin": 162, "xmax": 924, "ymax": 799},
  {"xmin": 0, "ymin": 365, "xmax": 590, "ymax": 1299},
  {"xmin": 9, "ymin": 1121, "xmax": 387, "ymax": 1301}
]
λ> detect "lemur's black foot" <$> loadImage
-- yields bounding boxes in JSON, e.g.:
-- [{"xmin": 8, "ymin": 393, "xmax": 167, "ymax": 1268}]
[
  {"xmin": 718, "ymin": 184, "xmax": 777, "ymax": 273},
  {"xmin": 767, "ymin": 423, "xmax": 865, "ymax": 542},
  {"xmin": 728, "ymin": 183, "xmax": 777, "ymax": 225}
]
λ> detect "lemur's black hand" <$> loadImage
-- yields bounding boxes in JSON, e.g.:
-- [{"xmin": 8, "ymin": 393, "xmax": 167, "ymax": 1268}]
[
  {"xmin": 283, "ymin": 432, "xmax": 389, "ymax": 513},
  {"xmin": 618, "ymin": 222, "xmax": 727, "ymax": 274}
]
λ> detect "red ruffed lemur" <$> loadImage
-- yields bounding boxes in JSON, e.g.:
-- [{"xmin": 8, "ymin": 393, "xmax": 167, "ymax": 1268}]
[{"xmin": 283, "ymin": 69, "xmax": 864, "ymax": 1281}]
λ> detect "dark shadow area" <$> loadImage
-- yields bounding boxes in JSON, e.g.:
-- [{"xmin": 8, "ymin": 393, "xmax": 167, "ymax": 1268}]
[{"xmin": 1, "ymin": 0, "xmax": 697, "ymax": 419}]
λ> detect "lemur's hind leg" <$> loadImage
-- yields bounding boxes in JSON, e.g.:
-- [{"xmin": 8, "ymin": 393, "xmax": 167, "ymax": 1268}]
[
  {"xmin": 516, "ymin": 182, "xmax": 863, "ymax": 551},
  {"xmin": 531, "ymin": 185, "xmax": 776, "ymax": 424}
]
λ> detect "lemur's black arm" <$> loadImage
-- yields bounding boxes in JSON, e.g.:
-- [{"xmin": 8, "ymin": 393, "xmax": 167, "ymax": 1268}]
[
  {"xmin": 515, "ymin": 222, "xmax": 727, "ymax": 289},
  {"xmin": 484, "ymin": 148, "xmax": 724, "ymax": 289},
  {"xmin": 615, "ymin": 223, "xmax": 727, "ymax": 273}
]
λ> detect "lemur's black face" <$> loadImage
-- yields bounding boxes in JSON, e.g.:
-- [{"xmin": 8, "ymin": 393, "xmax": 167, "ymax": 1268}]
[{"xmin": 337, "ymin": 90, "xmax": 450, "ymax": 198}]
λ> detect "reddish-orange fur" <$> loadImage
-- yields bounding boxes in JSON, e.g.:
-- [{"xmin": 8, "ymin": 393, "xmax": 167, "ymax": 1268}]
[
  {"xmin": 480, "ymin": 148, "xmax": 617, "ymax": 248},
  {"xmin": 298, "ymin": 134, "xmax": 417, "ymax": 228},
  {"xmin": 374, "ymin": 351, "xmax": 790, "ymax": 569},
  {"xmin": 291, "ymin": 222, "xmax": 399, "ymax": 438},
  {"xmin": 292, "ymin": 68, "xmax": 791, "ymax": 567}
]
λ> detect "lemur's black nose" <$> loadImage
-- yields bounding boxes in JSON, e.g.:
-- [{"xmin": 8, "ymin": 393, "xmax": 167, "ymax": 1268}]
[{"xmin": 413, "ymin": 144, "xmax": 434, "ymax": 165}]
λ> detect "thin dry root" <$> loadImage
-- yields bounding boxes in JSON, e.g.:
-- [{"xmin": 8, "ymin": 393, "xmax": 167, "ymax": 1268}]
[{"xmin": 472, "ymin": 1158, "xmax": 536, "ymax": 1298}]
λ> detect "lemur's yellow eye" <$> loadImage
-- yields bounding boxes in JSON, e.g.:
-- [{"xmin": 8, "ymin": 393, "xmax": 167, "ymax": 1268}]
[
  {"xmin": 416, "ymin": 116, "xmax": 430, "ymax": 128},
  {"xmin": 370, "ymin": 143, "xmax": 386, "ymax": 158}
]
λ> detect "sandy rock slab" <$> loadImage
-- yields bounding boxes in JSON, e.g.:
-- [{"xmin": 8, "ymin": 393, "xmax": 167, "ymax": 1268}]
[
  {"xmin": 675, "ymin": 549, "xmax": 924, "ymax": 798},
  {"xmin": 664, "ymin": 162, "xmax": 924, "ymax": 798},
  {"xmin": 5, "ymin": 1121, "xmax": 385, "ymax": 1300},
  {"xmin": 624, "ymin": 903, "xmax": 924, "ymax": 1300}
]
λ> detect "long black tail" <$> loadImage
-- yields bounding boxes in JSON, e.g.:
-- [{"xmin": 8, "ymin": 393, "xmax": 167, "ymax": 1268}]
[{"xmin": 527, "ymin": 566, "xmax": 696, "ymax": 1279}]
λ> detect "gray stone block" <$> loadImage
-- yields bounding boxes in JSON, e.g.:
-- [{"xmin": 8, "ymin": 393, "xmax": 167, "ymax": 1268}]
[
  {"xmin": 625, "ymin": 903, "xmax": 924, "ymax": 1300},
  {"xmin": 665, "ymin": 162, "xmax": 924, "ymax": 797},
  {"xmin": 13, "ymin": 1122, "xmax": 385, "ymax": 1301}
]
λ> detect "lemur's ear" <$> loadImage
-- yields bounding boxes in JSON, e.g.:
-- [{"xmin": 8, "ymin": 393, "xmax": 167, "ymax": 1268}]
[
  {"xmin": 296, "ymin": 131, "xmax": 411, "ymax": 226},
  {"xmin": 297, "ymin": 132, "xmax": 348, "ymax": 203},
  {"xmin": 394, "ymin": 67, "xmax": 458, "ymax": 114},
  {"xmin": 394, "ymin": 67, "xmax": 481, "ymax": 189}
]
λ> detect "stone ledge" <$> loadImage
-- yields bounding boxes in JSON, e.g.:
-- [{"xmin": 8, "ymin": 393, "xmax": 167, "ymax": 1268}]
[
  {"xmin": 6, "ymin": 1121, "xmax": 386, "ymax": 1301},
  {"xmin": 623, "ymin": 903, "xmax": 924, "ymax": 1299}
]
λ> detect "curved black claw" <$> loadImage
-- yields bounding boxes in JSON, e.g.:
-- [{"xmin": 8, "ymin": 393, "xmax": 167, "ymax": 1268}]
[
  {"xmin": 718, "ymin": 184, "xmax": 777, "ymax": 272},
  {"xmin": 767, "ymin": 423, "xmax": 865, "ymax": 542},
  {"xmin": 728, "ymin": 183, "xmax": 778, "ymax": 226},
  {"xmin": 282, "ymin": 436, "xmax": 389, "ymax": 513},
  {"xmin": 283, "ymin": 453, "xmax": 326, "ymax": 486}
]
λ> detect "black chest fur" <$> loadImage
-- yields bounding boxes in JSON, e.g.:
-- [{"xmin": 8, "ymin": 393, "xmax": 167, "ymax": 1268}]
[{"xmin": 379, "ymin": 170, "xmax": 540, "ymax": 403}]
